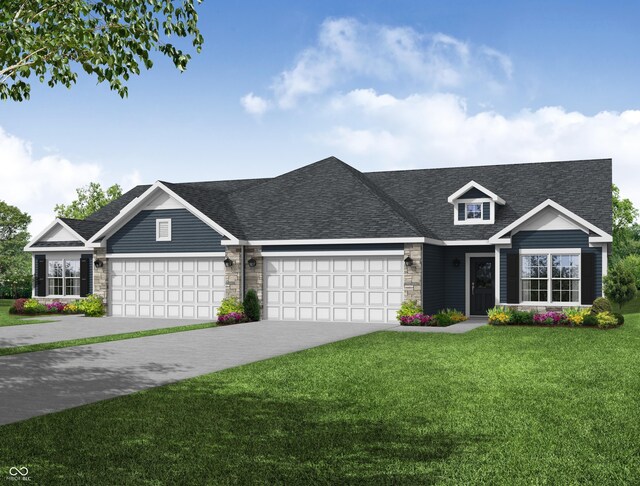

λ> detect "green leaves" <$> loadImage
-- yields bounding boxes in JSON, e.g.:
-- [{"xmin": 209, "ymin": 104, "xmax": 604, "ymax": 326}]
[
  {"xmin": 0, "ymin": 0, "xmax": 205, "ymax": 101},
  {"xmin": 0, "ymin": 201, "xmax": 31, "ymax": 298},
  {"xmin": 54, "ymin": 182, "xmax": 123, "ymax": 220}
]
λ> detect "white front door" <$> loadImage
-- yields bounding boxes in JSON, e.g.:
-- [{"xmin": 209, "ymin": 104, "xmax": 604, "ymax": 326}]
[
  {"xmin": 109, "ymin": 257, "xmax": 225, "ymax": 319},
  {"xmin": 264, "ymin": 255, "xmax": 404, "ymax": 323}
]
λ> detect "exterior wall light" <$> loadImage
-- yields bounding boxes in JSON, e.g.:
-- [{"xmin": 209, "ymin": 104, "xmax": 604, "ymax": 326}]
[
  {"xmin": 247, "ymin": 257, "xmax": 257, "ymax": 268},
  {"xmin": 404, "ymin": 256, "xmax": 413, "ymax": 267},
  {"xmin": 94, "ymin": 259, "xmax": 104, "ymax": 268},
  {"xmin": 224, "ymin": 257, "xmax": 233, "ymax": 267}
]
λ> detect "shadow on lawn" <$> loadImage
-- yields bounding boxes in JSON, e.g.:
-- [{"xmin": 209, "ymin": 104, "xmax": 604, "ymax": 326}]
[{"xmin": 0, "ymin": 381, "xmax": 486, "ymax": 484}]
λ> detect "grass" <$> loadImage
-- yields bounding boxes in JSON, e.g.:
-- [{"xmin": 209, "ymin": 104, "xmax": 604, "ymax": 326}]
[
  {"xmin": 0, "ymin": 299, "xmax": 53, "ymax": 327},
  {"xmin": 0, "ymin": 308, "xmax": 639, "ymax": 483}
]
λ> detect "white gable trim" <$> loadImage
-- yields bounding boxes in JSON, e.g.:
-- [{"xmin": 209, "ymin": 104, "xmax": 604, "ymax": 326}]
[
  {"xmin": 489, "ymin": 199, "xmax": 612, "ymax": 243},
  {"xmin": 24, "ymin": 218, "xmax": 87, "ymax": 251},
  {"xmin": 447, "ymin": 180, "xmax": 506, "ymax": 205},
  {"xmin": 87, "ymin": 181, "xmax": 239, "ymax": 244}
]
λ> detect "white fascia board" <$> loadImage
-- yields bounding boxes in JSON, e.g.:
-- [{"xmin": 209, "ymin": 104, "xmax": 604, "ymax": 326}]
[
  {"xmin": 106, "ymin": 252, "xmax": 225, "ymax": 259},
  {"xmin": 88, "ymin": 181, "xmax": 239, "ymax": 244},
  {"xmin": 262, "ymin": 250, "xmax": 404, "ymax": 257},
  {"xmin": 441, "ymin": 239, "xmax": 492, "ymax": 246},
  {"xmin": 489, "ymin": 199, "xmax": 612, "ymax": 243},
  {"xmin": 447, "ymin": 180, "xmax": 506, "ymax": 205},
  {"xmin": 224, "ymin": 237, "xmax": 426, "ymax": 246},
  {"xmin": 25, "ymin": 246, "xmax": 93, "ymax": 253},
  {"xmin": 24, "ymin": 218, "xmax": 87, "ymax": 250},
  {"xmin": 588, "ymin": 235, "xmax": 613, "ymax": 243}
]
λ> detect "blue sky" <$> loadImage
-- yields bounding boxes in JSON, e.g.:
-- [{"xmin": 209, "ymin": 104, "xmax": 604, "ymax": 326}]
[{"xmin": 2, "ymin": 0, "xmax": 640, "ymax": 233}]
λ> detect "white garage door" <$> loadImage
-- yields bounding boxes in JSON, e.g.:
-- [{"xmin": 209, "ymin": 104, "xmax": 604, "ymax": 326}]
[
  {"xmin": 264, "ymin": 256, "xmax": 404, "ymax": 323},
  {"xmin": 109, "ymin": 257, "xmax": 225, "ymax": 319}
]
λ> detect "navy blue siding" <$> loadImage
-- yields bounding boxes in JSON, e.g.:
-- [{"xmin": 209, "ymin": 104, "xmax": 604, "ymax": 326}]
[
  {"xmin": 262, "ymin": 243, "xmax": 403, "ymax": 252},
  {"xmin": 459, "ymin": 187, "xmax": 490, "ymax": 199},
  {"xmin": 423, "ymin": 244, "xmax": 494, "ymax": 314},
  {"xmin": 107, "ymin": 209, "xmax": 224, "ymax": 253},
  {"xmin": 422, "ymin": 244, "xmax": 445, "ymax": 314},
  {"xmin": 499, "ymin": 230, "xmax": 601, "ymax": 302}
]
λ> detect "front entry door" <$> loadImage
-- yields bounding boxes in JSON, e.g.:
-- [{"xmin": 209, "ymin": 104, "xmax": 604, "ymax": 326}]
[{"xmin": 470, "ymin": 257, "xmax": 495, "ymax": 315}]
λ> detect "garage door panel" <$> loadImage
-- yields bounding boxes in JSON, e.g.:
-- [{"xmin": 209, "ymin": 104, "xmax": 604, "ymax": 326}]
[
  {"xmin": 109, "ymin": 257, "xmax": 223, "ymax": 319},
  {"xmin": 265, "ymin": 255, "xmax": 402, "ymax": 323}
]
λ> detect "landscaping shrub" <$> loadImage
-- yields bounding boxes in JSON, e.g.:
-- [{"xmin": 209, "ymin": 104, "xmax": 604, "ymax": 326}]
[
  {"xmin": 243, "ymin": 289, "xmax": 260, "ymax": 322},
  {"xmin": 78, "ymin": 294, "xmax": 105, "ymax": 317},
  {"xmin": 218, "ymin": 296, "xmax": 244, "ymax": 317},
  {"xmin": 399, "ymin": 313, "xmax": 432, "ymax": 326},
  {"xmin": 46, "ymin": 301, "xmax": 66, "ymax": 313},
  {"xmin": 22, "ymin": 298, "xmax": 47, "ymax": 315},
  {"xmin": 63, "ymin": 302, "xmax": 80, "ymax": 314},
  {"xmin": 595, "ymin": 311, "xmax": 618, "ymax": 329},
  {"xmin": 396, "ymin": 300, "xmax": 422, "ymax": 321},
  {"xmin": 582, "ymin": 314, "xmax": 598, "ymax": 326},
  {"xmin": 591, "ymin": 297, "xmax": 612, "ymax": 314},
  {"xmin": 443, "ymin": 309, "xmax": 467, "ymax": 323},
  {"xmin": 613, "ymin": 312, "xmax": 625, "ymax": 325},
  {"xmin": 511, "ymin": 310, "xmax": 534, "ymax": 325},
  {"xmin": 431, "ymin": 309, "xmax": 467, "ymax": 326},
  {"xmin": 487, "ymin": 306, "xmax": 513, "ymax": 325},
  {"xmin": 565, "ymin": 307, "xmax": 590, "ymax": 326},
  {"xmin": 10, "ymin": 298, "xmax": 28, "ymax": 314},
  {"xmin": 616, "ymin": 254, "xmax": 640, "ymax": 289},
  {"xmin": 217, "ymin": 312, "xmax": 248, "ymax": 325},
  {"xmin": 603, "ymin": 263, "xmax": 637, "ymax": 311},
  {"xmin": 533, "ymin": 312, "xmax": 567, "ymax": 326}
]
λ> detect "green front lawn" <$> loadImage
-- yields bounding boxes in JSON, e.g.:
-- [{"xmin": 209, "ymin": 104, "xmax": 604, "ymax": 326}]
[
  {"xmin": 1, "ymin": 311, "xmax": 639, "ymax": 483},
  {"xmin": 0, "ymin": 299, "xmax": 52, "ymax": 327}
]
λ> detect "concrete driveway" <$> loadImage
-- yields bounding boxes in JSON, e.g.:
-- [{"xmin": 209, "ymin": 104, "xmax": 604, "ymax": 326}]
[
  {"xmin": 0, "ymin": 315, "xmax": 213, "ymax": 348},
  {"xmin": 0, "ymin": 320, "xmax": 396, "ymax": 425}
]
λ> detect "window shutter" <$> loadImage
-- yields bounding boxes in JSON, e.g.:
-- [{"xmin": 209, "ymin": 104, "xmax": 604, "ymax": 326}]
[
  {"xmin": 581, "ymin": 252, "xmax": 596, "ymax": 305},
  {"xmin": 506, "ymin": 253, "xmax": 519, "ymax": 304},
  {"xmin": 80, "ymin": 255, "xmax": 90, "ymax": 297},
  {"xmin": 36, "ymin": 256, "xmax": 46, "ymax": 297},
  {"xmin": 457, "ymin": 202, "xmax": 465, "ymax": 221},
  {"xmin": 482, "ymin": 202, "xmax": 490, "ymax": 220}
]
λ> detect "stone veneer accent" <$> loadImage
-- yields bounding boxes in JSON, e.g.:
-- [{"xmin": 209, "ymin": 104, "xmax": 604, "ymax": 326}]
[
  {"xmin": 244, "ymin": 246, "xmax": 263, "ymax": 309},
  {"xmin": 404, "ymin": 243, "xmax": 423, "ymax": 306},
  {"xmin": 93, "ymin": 247, "xmax": 108, "ymax": 302},
  {"xmin": 224, "ymin": 246, "xmax": 243, "ymax": 300}
]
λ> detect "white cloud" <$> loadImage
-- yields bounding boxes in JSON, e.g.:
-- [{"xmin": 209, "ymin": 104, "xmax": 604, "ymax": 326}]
[
  {"xmin": 240, "ymin": 92, "xmax": 270, "ymax": 116},
  {"xmin": 264, "ymin": 17, "xmax": 512, "ymax": 109},
  {"xmin": 318, "ymin": 89, "xmax": 640, "ymax": 208},
  {"xmin": 0, "ymin": 127, "xmax": 140, "ymax": 237}
]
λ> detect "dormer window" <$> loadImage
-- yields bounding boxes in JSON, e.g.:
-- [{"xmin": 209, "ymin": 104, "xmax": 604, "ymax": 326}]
[{"xmin": 448, "ymin": 180, "xmax": 505, "ymax": 226}]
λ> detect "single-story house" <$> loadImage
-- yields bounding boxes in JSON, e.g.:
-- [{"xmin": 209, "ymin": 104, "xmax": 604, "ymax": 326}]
[{"xmin": 25, "ymin": 157, "xmax": 612, "ymax": 322}]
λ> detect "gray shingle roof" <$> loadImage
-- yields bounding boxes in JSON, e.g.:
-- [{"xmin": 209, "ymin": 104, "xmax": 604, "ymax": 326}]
[
  {"xmin": 59, "ymin": 218, "xmax": 108, "ymax": 240},
  {"xmin": 64, "ymin": 157, "xmax": 612, "ymax": 242}
]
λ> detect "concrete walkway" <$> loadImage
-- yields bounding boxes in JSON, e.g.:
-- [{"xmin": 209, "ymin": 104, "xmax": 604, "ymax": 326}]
[
  {"xmin": 0, "ymin": 320, "xmax": 395, "ymax": 425},
  {"xmin": 0, "ymin": 315, "xmax": 213, "ymax": 348}
]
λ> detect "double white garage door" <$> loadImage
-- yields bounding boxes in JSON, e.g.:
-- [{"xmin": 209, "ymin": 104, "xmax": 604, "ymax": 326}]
[
  {"xmin": 264, "ymin": 256, "xmax": 404, "ymax": 323},
  {"xmin": 109, "ymin": 257, "xmax": 225, "ymax": 319},
  {"xmin": 109, "ymin": 255, "xmax": 403, "ymax": 323}
]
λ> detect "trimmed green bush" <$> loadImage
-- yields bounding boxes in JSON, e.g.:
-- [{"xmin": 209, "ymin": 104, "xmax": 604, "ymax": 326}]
[
  {"xmin": 591, "ymin": 297, "xmax": 612, "ymax": 315},
  {"xmin": 613, "ymin": 312, "xmax": 625, "ymax": 326},
  {"xmin": 218, "ymin": 296, "xmax": 244, "ymax": 317},
  {"xmin": 582, "ymin": 314, "xmax": 598, "ymax": 326},
  {"xmin": 595, "ymin": 311, "xmax": 618, "ymax": 329},
  {"xmin": 243, "ymin": 289, "xmax": 261, "ymax": 322},
  {"xmin": 22, "ymin": 298, "xmax": 46, "ymax": 315},
  {"xmin": 511, "ymin": 310, "xmax": 534, "ymax": 325},
  {"xmin": 604, "ymin": 264, "xmax": 637, "ymax": 311},
  {"xmin": 78, "ymin": 294, "xmax": 105, "ymax": 317}
]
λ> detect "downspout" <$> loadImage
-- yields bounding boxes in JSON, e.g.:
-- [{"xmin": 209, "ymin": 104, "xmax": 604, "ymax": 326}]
[{"xmin": 241, "ymin": 245, "xmax": 245, "ymax": 299}]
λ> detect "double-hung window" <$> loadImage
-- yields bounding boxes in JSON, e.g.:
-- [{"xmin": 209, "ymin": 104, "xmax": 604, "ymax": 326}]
[
  {"xmin": 521, "ymin": 251, "xmax": 580, "ymax": 304},
  {"xmin": 47, "ymin": 259, "xmax": 80, "ymax": 296},
  {"xmin": 466, "ymin": 203, "xmax": 482, "ymax": 220}
]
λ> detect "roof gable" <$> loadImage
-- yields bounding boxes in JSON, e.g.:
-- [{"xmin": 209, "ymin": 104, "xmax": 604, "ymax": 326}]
[{"xmin": 447, "ymin": 180, "xmax": 505, "ymax": 204}]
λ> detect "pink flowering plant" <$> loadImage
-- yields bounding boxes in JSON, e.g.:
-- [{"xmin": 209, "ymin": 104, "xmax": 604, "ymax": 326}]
[
  {"xmin": 399, "ymin": 313, "xmax": 433, "ymax": 326},
  {"xmin": 46, "ymin": 301, "xmax": 66, "ymax": 313},
  {"xmin": 217, "ymin": 312, "xmax": 248, "ymax": 325},
  {"xmin": 533, "ymin": 311, "xmax": 568, "ymax": 326}
]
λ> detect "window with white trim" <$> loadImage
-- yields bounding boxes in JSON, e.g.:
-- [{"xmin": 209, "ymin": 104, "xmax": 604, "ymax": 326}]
[
  {"xmin": 521, "ymin": 253, "xmax": 580, "ymax": 303},
  {"xmin": 156, "ymin": 218, "xmax": 172, "ymax": 241},
  {"xmin": 466, "ymin": 203, "xmax": 482, "ymax": 220},
  {"xmin": 48, "ymin": 259, "xmax": 80, "ymax": 296}
]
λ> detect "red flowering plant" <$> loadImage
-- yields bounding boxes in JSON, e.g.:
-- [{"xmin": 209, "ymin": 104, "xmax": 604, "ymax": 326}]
[
  {"xmin": 217, "ymin": 312, "xmax": 248, "ymax": 325},
  {"xmin": 533, "ymin": 311, "xmax": 568, "ymax": 326},
  {"xmin": 46, "ymin": 301, "xmax": 66, "ymax": 313}
]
